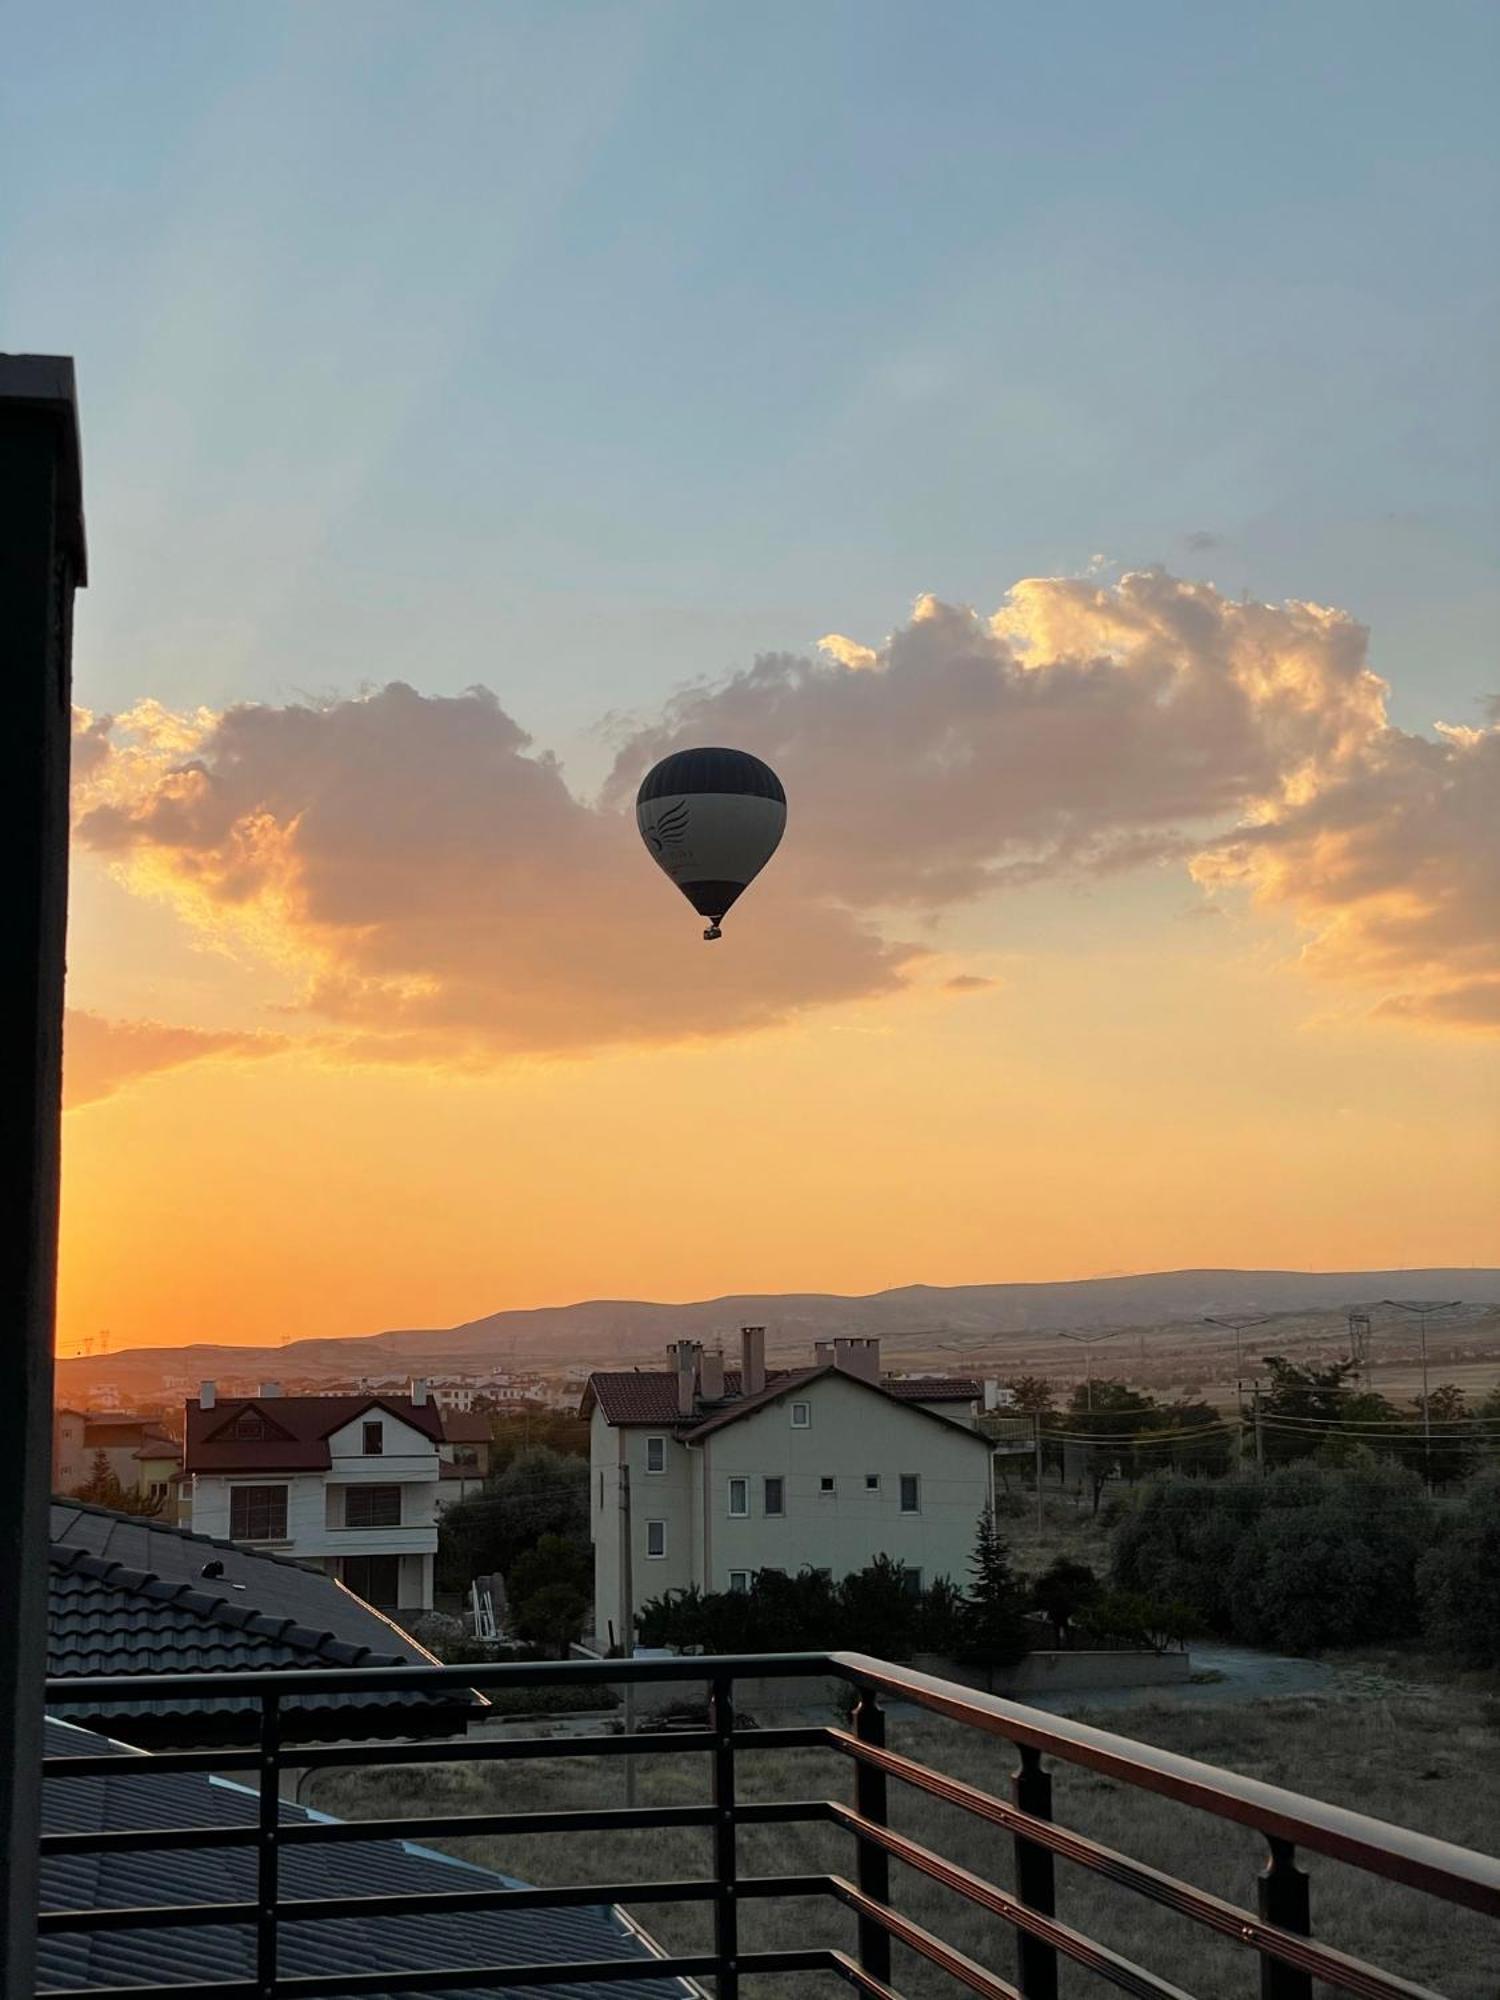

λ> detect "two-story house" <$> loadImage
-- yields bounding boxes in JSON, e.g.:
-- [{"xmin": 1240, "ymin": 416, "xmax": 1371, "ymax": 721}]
[
  {"xmin": 53, "ymin": 1407, "xmax": 183, "ymax": 1508},
  {"xmin": 182, "ymin": 1382, "xmax": 445, "ymax": 1611},
  {"xmin": 582, "ymin": 1328, "xmax": 994, "ymax": 1651}
]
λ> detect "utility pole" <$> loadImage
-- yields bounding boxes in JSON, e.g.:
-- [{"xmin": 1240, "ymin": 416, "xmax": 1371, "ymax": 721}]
[
  {"xmin": 618, "ymin": 1464, "xmax": 636, "ymax": 1806},
  {"xmin": 1252, "ymin": 1382, "xmax": 1265, "ymax": 1474},
  {"xmin": 1034, "ymin": 1412, "xmax": 1044, "ymax": 1535},
  {"xmin": 1204, "ymin": 1315, "xmax": 1276, "ymax": 1465},
  {"xmin": 1055, "ymin": 1327, "xmax": 1127, "ymax": 1411},
  {"xmin": 1382, "ymin": 1300, "xmax": 1462, "ymax": 1486}
]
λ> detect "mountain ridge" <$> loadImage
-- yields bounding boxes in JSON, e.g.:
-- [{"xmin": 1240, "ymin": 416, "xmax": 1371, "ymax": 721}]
[{"xmin": 55, "ymin": 1267, "xmax": 1500, "ymax": 1391}]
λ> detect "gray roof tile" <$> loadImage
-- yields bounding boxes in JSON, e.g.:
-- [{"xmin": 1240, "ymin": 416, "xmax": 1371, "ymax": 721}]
[{"xmin": 41, "ymin": 1719, "xmax": 688, "ymax": 1998}]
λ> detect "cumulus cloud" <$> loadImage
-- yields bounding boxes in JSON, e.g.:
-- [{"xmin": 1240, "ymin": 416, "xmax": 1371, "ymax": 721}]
[
  {"xmin": 73, "ymin": 685, "xmax": 913, "ymax": 1059},
  {"xmin": 71, "ymin": 570, "xmax": 1495, "ymax": 1057},
  {"xmin": 609, "ymin": 570, "xmax": 1386, "ymax": 910},
  {"xmin": 1194, "ymin": 719, "xmax": 1500, "ymax": 1028},
  {"xmin": 63, "ymin": 1009, "xmax": 287, "ymax": 1108}
]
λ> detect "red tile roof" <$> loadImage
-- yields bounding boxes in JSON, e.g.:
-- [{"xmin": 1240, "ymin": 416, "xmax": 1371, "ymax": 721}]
[
  {"xmin": 439, "ymin": 1412, "xmax": 493, "ymax": 1443},
  {"xmin": 183, "ymin": 1395, "xmax": 444, "ymax": 1474},
  {"xmin": 583, "ymin": 1368, "xmax": 981, "ymax": 1430}
]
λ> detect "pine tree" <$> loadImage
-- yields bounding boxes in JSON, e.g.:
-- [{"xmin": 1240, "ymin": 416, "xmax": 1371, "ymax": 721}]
[{"xmin": 960, "ymin": 1508, "xmax": 1032, "ymax": 1667}]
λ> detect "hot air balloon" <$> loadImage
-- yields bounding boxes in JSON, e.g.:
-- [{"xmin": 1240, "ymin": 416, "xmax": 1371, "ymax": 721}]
[{"xmin": 636, "ymin": 747, "xmax": 787, "ymax": 939}]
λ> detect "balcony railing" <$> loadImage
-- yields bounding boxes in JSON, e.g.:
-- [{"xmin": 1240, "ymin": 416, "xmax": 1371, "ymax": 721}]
[{"xmin": 40, "ymin": 1651, "xmax": 1500, "ymax": 2000}]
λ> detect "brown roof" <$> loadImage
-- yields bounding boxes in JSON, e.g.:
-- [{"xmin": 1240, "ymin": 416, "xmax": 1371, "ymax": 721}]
[
  {"xmin": 584, "ymin": 1367, "xmax": 985, "ymax": 1438},
  {"xmin": 884, "ymin": 1377, "xmax": 981, "ymax": 1402},
  {"xmin": 440, "ymin": 1412, "xmax": 493, "ymax": 1443},
  {"xmin": 184, "ymin": 1395, "xmax": 444, "ymax": 1474}
]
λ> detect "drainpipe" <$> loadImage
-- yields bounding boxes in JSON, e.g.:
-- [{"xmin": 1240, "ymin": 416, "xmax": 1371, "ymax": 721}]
[{"xmin": 0, "ymin": 355, "xmax": 85, "ymax": 2000}]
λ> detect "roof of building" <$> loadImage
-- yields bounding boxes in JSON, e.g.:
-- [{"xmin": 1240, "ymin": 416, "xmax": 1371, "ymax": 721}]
[
  {"xmin": 39, "ymin": 1718, "xmax": 687, "ymax": 1999},
  {"xmin": 440, "ymin": 1411, "xmax": 493, "ymax": 1443},
  {"xmin": 184, "ymin": 1393, "xmax": 445, "ymax": 1473},
  {"xmin": 47, "ymin": 1500, "xmax": 472, "ymax": 1743},
  {"xmin": 584, "ymin": 1367, "xmax": 983, "ymax": 1431}
]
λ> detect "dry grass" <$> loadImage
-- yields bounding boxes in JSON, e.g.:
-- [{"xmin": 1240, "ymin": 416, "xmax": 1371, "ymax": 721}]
[{"xmin": 306, "ymin": 1675, "xmax": 1500, "ymax": 1999}]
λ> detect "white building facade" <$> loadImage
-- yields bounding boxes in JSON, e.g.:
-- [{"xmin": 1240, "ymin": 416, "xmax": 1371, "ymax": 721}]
[
  {"xmin": 584, "ymin": 1332, "xmax": 994, "ymax": 1651},
  {"xmin": 184, "ymin": 1388, "xmax": 443, "ymax": 1611}
]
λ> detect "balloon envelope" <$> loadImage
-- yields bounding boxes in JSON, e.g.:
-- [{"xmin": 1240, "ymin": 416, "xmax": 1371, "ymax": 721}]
[{"xmin": 636, "ymin": 747, "xmax": 787, "ymax": 932}]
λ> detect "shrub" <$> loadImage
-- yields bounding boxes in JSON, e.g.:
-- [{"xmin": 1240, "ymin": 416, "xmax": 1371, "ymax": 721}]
[
  {"xmin": 1418, "ymin": 1470, "xmax": 1500, "ymax": 1664},
  {"xmin": 1113, "ymin": 1463, "xmax": 1433, "ymax": 1654}
]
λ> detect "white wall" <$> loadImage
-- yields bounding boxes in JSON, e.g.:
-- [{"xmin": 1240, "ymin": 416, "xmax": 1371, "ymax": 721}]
[
  {"xmin": 702, "ymin": 1373, "xmax": 990, "ymax": 1593},
  {"xmin": 588, "ymin": 1373, "xmax": 993, "ymax": 1641}
]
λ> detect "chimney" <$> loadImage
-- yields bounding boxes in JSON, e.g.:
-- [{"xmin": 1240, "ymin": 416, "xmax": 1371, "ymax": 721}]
[
  {"xmin": 410, "ymin": 1377, "xmax": 429, "ymax": 1406},
  {"xmin": 740, "ymin": 1326, "xmax": 766, "ymax": 1397},
  {"xmin": 258, "ymin": 1381, "xmax": 281, "ymax": 1399},
  {"xmin": 813, "ymin": 1341, "xmax": 832, "ymax": 1369},
  {"xmin": 831, "ymin": 1337, "xmax": 880, "ymax": 1385},
  {"xmin": 700, "ymin": 1348, "xmax": 725, "ymax": 1401},
  {"xmin": 668, "ymin": 1340, "xmax": 701, "ymax": 1417},
  {"xmin": 199, "ymin": 1381, "xmax": 216, "ymax": 1410}
]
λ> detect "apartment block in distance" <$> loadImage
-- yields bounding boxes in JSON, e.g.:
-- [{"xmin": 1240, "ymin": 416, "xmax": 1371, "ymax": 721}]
[
  {"xmin": 183, "ymin": 1380, "xmax": 446, "ymax": 1611},
  {"xmin": 583, "ymin": 1328, "xmax": 994, "ymax": 1650}
]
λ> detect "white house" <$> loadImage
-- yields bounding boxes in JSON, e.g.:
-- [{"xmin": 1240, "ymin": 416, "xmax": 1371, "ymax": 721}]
[
  {"xmin": 581, "ymin": 1329, "xmax": 995, "ymax": 1650},
  {"xmin": 183, "ymin": 1381, "xmax": 445, "ymax": 1611}
]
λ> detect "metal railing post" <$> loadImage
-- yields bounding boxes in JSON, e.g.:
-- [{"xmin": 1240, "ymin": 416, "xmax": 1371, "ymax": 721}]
[
  {"xmin": 257, "ymin": 1692, "xmax": 281, "ymax": 1999},
  {"xmin": 852, "ymin": 1690, "xmax": 892, "ymax": 1982},
  {"xmin": 1012, "ymin": 1743, "xmax": 1058, "ymax": 2000},
  {"xmin": 709, "ymin": 1671, "xmax": 739, "ymax": 1999},
  {"xmin": 1258, "ymin": 1838, "xmax": 1312, "ymax": 2000}
]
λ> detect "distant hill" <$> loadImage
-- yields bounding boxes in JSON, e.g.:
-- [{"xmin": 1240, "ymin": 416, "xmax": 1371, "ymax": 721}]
[{"xmin": 54, "ymin": 1268, "xmax": 1500, "ymax": 1400}]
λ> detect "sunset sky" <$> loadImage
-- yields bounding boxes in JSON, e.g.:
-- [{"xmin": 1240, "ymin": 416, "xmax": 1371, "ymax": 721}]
[{"xmin": 6, "ymin": 3, "xmax": 1497, "ymax": 1353}]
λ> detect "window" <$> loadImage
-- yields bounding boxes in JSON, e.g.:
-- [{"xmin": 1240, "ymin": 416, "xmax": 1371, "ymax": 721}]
[
  {"xmin": 728, "ymin": 1570, "xmax": 751, "ymax": 1593},
  {"xmin": 790, "ymin": 1401, "xmax": 811, "ymax": 1428},
  {"xmin": 819, "ymin": 1475, "xmax": 836, "ymax": 1495},
  {"xmin": 763, "ymin": 1476, "xmax": 785, "ymax": 1517},
  {"xmin": 865, "ymin": 1473, "xmax": 880, "ymax": 1492},
  {"xmin": 901, "ymin": 1568, "xmax": 924, "ymax": 1597},
  {"xmin": 646, "ymin": 1520, "xmax": 666, "ymax": 1558},
  {"xmin": 645, "ymin": 1435, "xmax": 666, "ymax": 1473},
  {"xmin": 342, "ymin": 1553, "xmax": 400, "ymax": 1607},
  {"xmin": 229, "ymin": 1484, "xmax": 287, "ymax": 1541},
  {"xmin": 147, "ymin": 1481, "xmax": 169, "ymax": 1504},
  {"xmin": 813, "ymin": 1567, "xmax": 834, "ymax": 1582},
  {"xmin": 760, "ymin": 1567, "xmax": 785, "ymax": 1577},
  {"xmin": 345, "ymin": 1483, "xmax": 401, "ymax": 1529},
  {"xmin": 899, "ymin": 1474, "xmax": 921, "ymax": 1514},
  {"xmin": 599, "ymin": 1472, "xmax": 605, "ymax": 1508},
  {"xmin": 362, "ymin": 1420, "xmax": 384, "ymax": 1456},
  {"xmin": 231, "ymin": 1411, "xmax": 265, "ymax": 1440},
  {"xmin": 727, "ymin": 1477, "xmax": 749, "ymax": 1517}
]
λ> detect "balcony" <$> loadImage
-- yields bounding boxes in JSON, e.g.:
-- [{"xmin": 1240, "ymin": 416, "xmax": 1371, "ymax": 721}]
[{"xmin": 38, "ymin": 1651, "xmax": 1500, "ymax": 1999}]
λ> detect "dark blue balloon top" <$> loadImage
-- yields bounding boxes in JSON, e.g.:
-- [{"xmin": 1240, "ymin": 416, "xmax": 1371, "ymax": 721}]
[{"xmin": 637, "ymin": 746, "xmax": 786, "ymax": 805}]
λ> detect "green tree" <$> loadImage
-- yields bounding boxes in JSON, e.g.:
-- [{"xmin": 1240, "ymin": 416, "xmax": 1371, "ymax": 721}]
[
  {"xmin": 1406, "ymin": 1384, "xmax": 1478, "ymax": 1488},
  {"xmin": 513, "ymin": 1581, "xmax": 589, "ymax": 1656},
  {"xmin": 71, "ymin": 1450, "xmax": 162, "ymax": 1515},
  {"xmin": 1257, "ymin": 1355, "xmax": 1357, "ymax": 1464},
  {"xmin": 840, "ymin": 1555, "xmax": 922, "ymax": 1658},
  {"xmin": 958, "ymin": 1510, "xmax": 1032, "ymax": 1667},
  {"xmin": 1031, "ymin": 1559, "xmax": 1100, "ymax": 1647},
  {"xmin": 1005, "ymin": 1376, "xmax": 1055, "ymax": 1414},
  {"xmin": 435, "ymin": 1446, "xmax": 588, "ymax": 1593},
  {"xmin": 1418, "ymin": 1470, "xmax": 1500, "ymax": 1662},
  {"xmin": 507, "ymin": 1533, "xmax": 591, "ymax": 1613}
]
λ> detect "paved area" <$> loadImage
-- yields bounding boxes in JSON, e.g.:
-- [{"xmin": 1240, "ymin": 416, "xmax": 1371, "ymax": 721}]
[{"xmin": 1019, "ymin": 1644, "xmax": 1335, "ymax": 1716}]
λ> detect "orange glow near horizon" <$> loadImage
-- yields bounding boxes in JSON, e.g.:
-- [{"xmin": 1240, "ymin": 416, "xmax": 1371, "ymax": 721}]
[{"xmin": 57, "ymin": 894, "xmax": 1500, "ymax": 1353}]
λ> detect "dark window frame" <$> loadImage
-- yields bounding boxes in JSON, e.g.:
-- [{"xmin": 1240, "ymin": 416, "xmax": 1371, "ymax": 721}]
[
  {"xmin": 229, "ymin": 1483, "xmax": 288, "ymax": 1541},
  {"xmin": 345, "ymin": 1483, "xmax": 402, "ymax": 1529}
]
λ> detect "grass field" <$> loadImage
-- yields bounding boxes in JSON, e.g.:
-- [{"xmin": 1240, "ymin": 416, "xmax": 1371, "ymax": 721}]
[{"xmin": 307, "ymin": 1658, "xmax": 1499, "ymax": 1998}]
